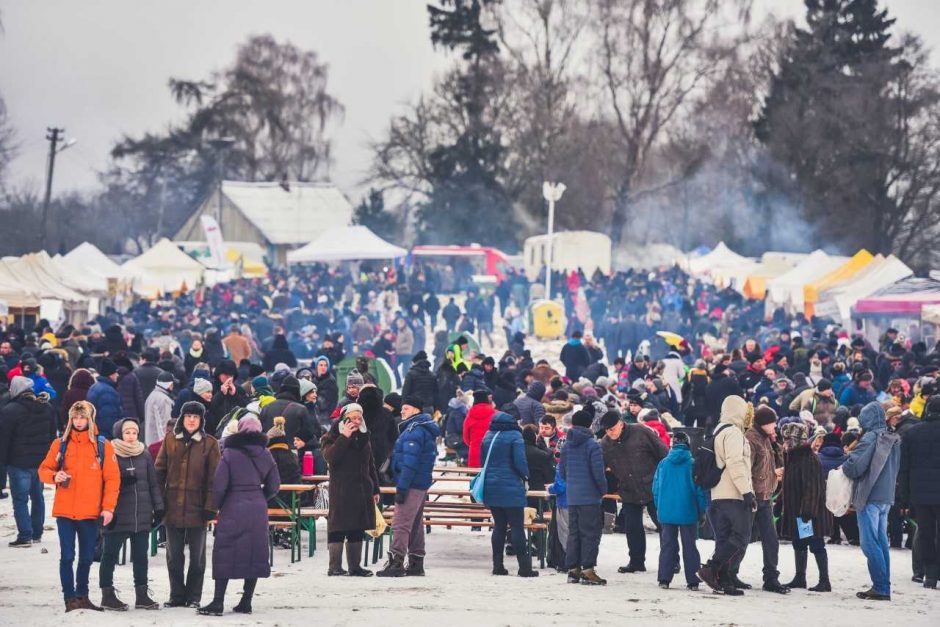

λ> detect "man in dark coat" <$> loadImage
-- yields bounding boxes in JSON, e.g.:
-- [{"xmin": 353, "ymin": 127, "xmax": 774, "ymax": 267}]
[
  {"xmin": 0, "ymin": 376, "xmax": 58, "ymax": 546},
  {"xmin": 117, "ymin": 367, "xmax": 146, "ymax": 421},
  {"xmin": 522, "ymin": 425, "xmax": 555, "ymax": 504},
  {"xmin": 560, "ymin": 331, "xmax": 592, "ymax": 381},
  {"xmin": 442, "ymin": 297, "xmax": 461, "ymax": 333},
  {"xmin": 401, "ymin": 352, "xmax": 438, "ymax": 415},
  {"xmin": 705, "ymin": 365, "xmax": 742, "ymax": 430},
  {"xmin": 87, "ymin": 359, "xmax": 124, "ymax": 439},
  {"xmin": 208, "ymin": 360, "xmax": 248, "ymax": 435},
  {"xmin": 599, "ymin": 411, "xmax": 668, "ymax": 573},
  {"xmin": 357, "ymin": 385, "xmax": 398, "ymax": 471},
  {"xmin": 898, "ymin": 396, "xmax": 940, "ymax": 589},
  {"xmin": 259, "ymin": 376, "xmax": 312, "ymax": 451},
  {"xmin": 135, "ymin": 348, "xmax": 166, "ymax": 401},
  {"xmin": 514, "ymin": 381, "xmax": 546, "ymax": 427}
]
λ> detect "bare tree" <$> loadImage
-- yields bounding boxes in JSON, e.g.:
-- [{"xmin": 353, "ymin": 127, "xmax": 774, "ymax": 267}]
[{"xmin": 0, "ymin": 97, "xmax": 15, "ymax": 190}]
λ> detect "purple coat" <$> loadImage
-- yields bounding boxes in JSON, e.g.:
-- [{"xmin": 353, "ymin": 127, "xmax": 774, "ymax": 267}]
[{"xmin": 212, "ymin": 431, "xmax": 280, "ymax": 580}]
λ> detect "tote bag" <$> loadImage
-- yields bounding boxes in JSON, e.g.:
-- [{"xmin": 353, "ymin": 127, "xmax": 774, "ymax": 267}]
[{"xmin": 469, "ymin": 432, "xmax": 500, "ymax": 503}]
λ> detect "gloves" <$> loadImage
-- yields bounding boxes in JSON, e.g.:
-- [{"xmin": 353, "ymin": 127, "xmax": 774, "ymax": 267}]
[
  {"xmin": 152, "ymin": 510, "xmax": 164, "ymax": 529},
  {"xmin": 742, "ymin": 492, "xmax": 757, "ymax": 512},
  {"xmin": 394, "ymin": 491, "xmax": 407, "ymax": 505}
]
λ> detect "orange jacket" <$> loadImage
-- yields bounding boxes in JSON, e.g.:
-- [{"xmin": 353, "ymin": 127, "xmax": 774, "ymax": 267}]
[{"xmin": 39, "ymin": 429, "xmax": 120, "ymax": 520}]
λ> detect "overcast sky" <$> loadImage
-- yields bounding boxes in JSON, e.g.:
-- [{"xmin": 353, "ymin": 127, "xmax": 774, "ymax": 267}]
[{"xmin": 2, "ymin": 0, "xmax": 939, "ymax": 203}]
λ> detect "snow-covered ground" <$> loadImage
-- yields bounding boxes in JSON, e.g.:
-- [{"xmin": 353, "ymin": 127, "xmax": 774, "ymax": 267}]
[{"xmin": 0, "ymin": 493, "xmax": 936, "ymax": 626}]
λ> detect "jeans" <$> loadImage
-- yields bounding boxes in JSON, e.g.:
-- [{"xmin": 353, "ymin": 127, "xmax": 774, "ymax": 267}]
[
  {"xmin": 165, "ymin": 526, "xmax": 207, "ymax": 603},
  {"xmin": 566, "ymin": 504, "xmax": 602, "ymax": 570},
  {"xmin": 914, "ymin": 504, "xmax": 940, "ymax": 581},
  {"xmin": 390, "ymin": 488, "xmax": 427, "ymax": 558},
  {"xmin": 858, "ymin": 502, "xmax": 892, "ymax": 595},
  {"xmin": 622, "ymin": 502, "xmax": 647, "ymax": 566},
  {"xmin": 659, "ymin": 524, "xmax": 701, "ymax": 586},
  {"xmin": 99, "ymin": 530, "xmax": 149, "ymax": 588},
  {"xmin": 7, "ymin": 466, "xmax": 44, "ymax": 542},
  {"xmin": 57, "ymin": 518, "xmax": 99, "ymax": 600},
  {"xmin": 491, "ymin": 506, "xmax": 527, "ymax": 562},
  {"xmin": 707, "ymin": 499, "xmax": 750, "ymax": 579},
  {"xmin": 732, "ymin": 499, "xmax": 779, "ymax": 582}
]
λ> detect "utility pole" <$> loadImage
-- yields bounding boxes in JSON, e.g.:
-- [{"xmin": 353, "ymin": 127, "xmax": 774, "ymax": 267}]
[{"xmin": 40, "ymin": 127, "xmax": 64, "ymax": 251}]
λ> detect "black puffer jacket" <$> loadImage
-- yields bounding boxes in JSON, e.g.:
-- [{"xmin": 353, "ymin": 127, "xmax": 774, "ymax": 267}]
[
  {"xmin": 0, "ymin": 393, "xmax": 58, "ymax": 468},
  {"xmin": 109, "ymin": 450, "xmax": 164, "ymax": 534},
  {"xmin": 357, "ymin": 386, "xmax": 398, "ymax": 469},
  {"xmin": 401, "ymin": 360, "xmax": 437, "ymax": 412},
  {"xmin": 899, "ymin": 414, "xmax": 940, "ymax": 506}
]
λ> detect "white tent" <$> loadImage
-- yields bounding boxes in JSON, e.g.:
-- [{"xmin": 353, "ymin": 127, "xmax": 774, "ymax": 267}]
[
  {"xmin": 814, "ymin": 255, "xmax": 913, "ymax": 323},
  {"xmin": 766, "ymin": 250, "xmax": 848, "ymax": 312},
  {"xmin": 287, "ymin": 225, "xmax": 407, "ymax": 264},
  {"xmin": 0, "ymin": 253, "xmax": 90, "ymax": 324},
  {"xmin": 63, "ymin": 242, "xmax": 127, "ymax": 282},
  {"xmin": 123, "ymin": 238, "xmax": 205, "ymax": 297},
  {"xmin": 685, "ymin": 242, "xmax": 754, "ymax": 276}
]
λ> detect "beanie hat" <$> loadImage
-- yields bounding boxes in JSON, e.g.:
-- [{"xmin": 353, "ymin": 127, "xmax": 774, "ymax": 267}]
[
  {"xmin": 599, "ymin": 410, "xmax": 622, "ymax": 431},
  {"xmin": 638, "ymin": 408, "xmax": 661, "ymax": 422},
  {"xmin": 384, "ymin": 392, "xmax": 402, "ymax": 414},
  {"xmin": 822, "ymin": 432, "xmax": 842, "ymax": 448},
  {"xmin": 572, "ymin": 409, "xmax": 594, "ymax": 429},
  {"xmin": 341, "ymin": 403, "xmax": 364, "ymax": 418},
  {"xmin": 298, "ymin": 379, "xmax": 317, "ymax": 399},
  {"xmin": 99, "ymin": 358, "xmax": 118, "ymax": 378},
  {"xmin": 753, "ymin": 405, "xmax": 778, "ymax": 427},
  {"xmin": 595, "ymin": 376, "xmax": 614, "ymax": 389},
  {"xmin": 924, "ymin": 395, "xmax": 940, "ymax": 421},
  {"xmin": 193, "ymin": 378, "xmax": 213, "ymax": 396},
  {"xmin": 846, "ymin": 417, "xmax": 861, "ymax": 432},
  {"xmin": 816, "ymin": 378, "xmax": 832, "ymax": 392},
  {"xmin": 248, "ymin": 363, "xmax": 265, "ymax": 378},
  {"xmin": 238, "ymin": 415, "xmax": 262, "ymax": 434},
  {"xmin": 9, "ymin": 375, "xmax": 33, "ymax": 398},
  {"xmin": 267, "ymin": 415, "xmax": 287, "ymax": 439},
  {"xmin": 473, "ymin": 389, "xmax": 492, "ymax": 404},
  {"xmin": 156, "ymin": 371, "xmax": 175, "ymax": 390},
  {"xmin": 251, "ymin": 375, "xmax": 270, "ymax": 391},
  {"xmin": 402, "ymin": 395, "xmax": 424, "ymax": 411},
  {"xmin": 280, "ymin": 375, "xmax": 301, "ymax": 400},
  {"xmin": 413, "ymin": 350, "xmax": 428, "ymax": 363},
  {"xmin": 180, "ymin": 400, "xmax": 206, "ymax": 419},
  {"xmin": 273, "ymin": 362, "xmax": 291, "ymax": 374},
  {"xmin": 346, "ymin": 369, "xmax": 365, "ymax": 386}
]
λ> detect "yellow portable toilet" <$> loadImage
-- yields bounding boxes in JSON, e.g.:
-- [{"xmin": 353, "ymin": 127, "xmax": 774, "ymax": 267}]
[{"xmin": 530, "ymin": 299, "xmax": 565, "ymax": 339}]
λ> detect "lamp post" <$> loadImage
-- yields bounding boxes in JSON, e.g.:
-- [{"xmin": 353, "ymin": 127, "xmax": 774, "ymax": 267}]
[
  {"xmin": 542, "ymin": 181, "xmax": 566, "ymax": 299},
  {"xmin": 39, "ymin": 129, "xmax": 76, "ymax": 251}
]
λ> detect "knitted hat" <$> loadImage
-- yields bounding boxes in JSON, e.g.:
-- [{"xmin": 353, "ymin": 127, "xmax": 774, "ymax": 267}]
[
  {"xmin": 816, "ymin": 378, "xmax": 832, "ymax": 392},
  {"xmin": 267, "ymin": 415, "xmax": 287, "ymax": 439},
  {"xmin": 9, "ymin": 376, "xmax": 33, "ymax": 398},
  {"xmin": 346, "ymin": 369, "xmax": 365, "ymax": 386},
  {"xmin": 413, "ymin": 350, "xmax": 428, "ymax": 363},
  {"xmin": 384, "ymin": 392, "xmax": 402, "ymax": 414},
  {"xmin": 180, "ymin": 400, "xmax": 206, "ymax": 418},
  {"xmin": 99, "ymin": 358, "xmax": 118, "ymax": 378},
  {"xmin": 120, "ymin": 418, "xmax": 140, "ymax": 436},
  {"xmin": 753, "ymin": 405, "xmax": 778, "ymax": 427},
  {"xmin": 280, "ymin": 375, "xmax": 301, "ymax": 400},
  {"xmin": 193, "ymin": 378, "xmax": 213, "ymax": 396},
  {"xmin": 572, "ymin": 409, "xmax": 594, "ymax": 428},
  {"xmin": 473, "ymin": 389, "xmax": 492, "ymax": 404},
  {"xmin": 595, "ymin": 376, "xmax": 614, "ymax": 389},
  {"xmin": 156, "ymin": 371, "xmax": 175, "ymax": 390},
  {"xmin": 638, "ymin": 408, "xmax": 660, "ymax": 422},
  {"xmin": 299, "ymin": 379, "xmax": 317, "ymax": 399},
  {"xmin": 822, "ymin": 432, "xmax": 842, "ymax": 448},
  {"xmin": 341, "ymin": 403, "xmax": 364, "ymax": 418},
  {"xmin": 402, "ymin": 395, "xmax": 424, "ymax": 411},
  {"xmin": 238, "ymin": 414, "xmax": 262, "ymax": 433},
  {"xmin": 600, "ymin": 410, "xmax": 622, "ymax": 430}
]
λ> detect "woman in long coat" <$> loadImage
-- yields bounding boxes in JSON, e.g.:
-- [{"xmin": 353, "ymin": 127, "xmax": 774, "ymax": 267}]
[
  {"xmin": 198, "ymin": 415, "xmax": 279, "ymax": 616},
  {"xmin": 320, "ymin": 403, "xmax": 380, "ymax": 577}
]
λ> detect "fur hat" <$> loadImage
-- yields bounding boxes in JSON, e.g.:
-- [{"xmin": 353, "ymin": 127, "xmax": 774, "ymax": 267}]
[
  {"xmin": 179, "ymin": 400, "xmax": 206, "ymax": 419},
  {"xmin": 846, "ymin": 417, "xmax": 862, "ymax": 433},
  {"xmin": 341, "ymin": 403, "xmax": 364, "ymax": 418}
]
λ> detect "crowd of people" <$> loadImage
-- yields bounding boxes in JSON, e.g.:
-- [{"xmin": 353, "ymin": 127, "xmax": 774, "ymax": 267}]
[{"xmin": 0, "ymin": 259, "xmax": 936, "ymax": 615}]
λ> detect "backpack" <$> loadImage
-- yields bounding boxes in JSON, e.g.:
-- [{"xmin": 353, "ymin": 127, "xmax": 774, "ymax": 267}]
[
  {"xmin": 693, "ymin": 424, "xmax": 732, "ymax": 489},
  {"xmin": 825, "ymin": 466, "xmax": 854, "ymax": 517},
  {"xmin": 58, "ymin": 434, "xmax": 106, "ymax": 470}
]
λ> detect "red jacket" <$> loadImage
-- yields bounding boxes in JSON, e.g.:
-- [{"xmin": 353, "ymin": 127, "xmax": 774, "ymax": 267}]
[
  {"xmin": 462, "ymin": 403, "xmax": 495, "ymax": 468},
  {"xmin": 644, "ymin": 419, "xmax": 671, "ymax": 448}
]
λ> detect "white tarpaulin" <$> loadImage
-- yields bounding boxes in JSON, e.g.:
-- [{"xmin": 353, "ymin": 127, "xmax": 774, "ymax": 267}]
[
  {"xmin": 685, "ymin": 242, "xmax": 754, "ymax": 276},
  {"xmin": 287, "ymin": 225, "xmax": 407, "ymax": 264},
  {"xmin": 814, "ymin": 255, "xmax": 913, "ymax": 323},
  {"xmin": 123, "ymin": 238, "xmax": 205, "ymax": 297},
  {"xmin": 766, "ymin": 250, "xmax": 848, "ymax": 311}
]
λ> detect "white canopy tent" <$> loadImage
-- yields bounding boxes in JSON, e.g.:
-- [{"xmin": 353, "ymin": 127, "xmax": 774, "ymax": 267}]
[
  {"xmin": 123, "ymin": 238, "xmax": 205, "ymax": 297},
  {"xmin": 0, "ymin": 253, "xmax": 90, "ymax": 324},
  {"xmin": 814, "ymin": 255, "xmax": 913, "ymax": 323},
  {"xmin": 685, "ymin": 241, "xmax": 754, "ymax": 276},
  {"xmin": 287, "ymin": 225, "xmax": 407, "ymax": 264},
  {"xmin": 766, "ymin": 250, "xmax": 848, "ymax": 312}
]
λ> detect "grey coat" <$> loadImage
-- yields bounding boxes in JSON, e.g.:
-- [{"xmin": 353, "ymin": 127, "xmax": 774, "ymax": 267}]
[
  {"xmin": 842, "ymin": 402, "xmax": 901, "ymax": 509},
  {"xmin": 108, "ymin": 451, "xmax": 164, "ymax": 534}
]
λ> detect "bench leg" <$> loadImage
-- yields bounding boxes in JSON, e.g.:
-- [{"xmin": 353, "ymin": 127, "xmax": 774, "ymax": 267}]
[{"xmin": 269, "ymin": 528, "xmax": 275, "ymax": 567}]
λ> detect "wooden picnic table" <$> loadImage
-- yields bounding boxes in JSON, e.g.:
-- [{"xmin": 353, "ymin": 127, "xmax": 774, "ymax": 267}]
[
  {"xmin": 300, "ymin": 475, "xmax": 331, "ymax": 483},
  {"xmin": 272, "ymin": 484, "xmax": 321, "ymax": 561},
  {"xmin": 433, "ymin": 466, "xmax": 480, "ymax": 474}
]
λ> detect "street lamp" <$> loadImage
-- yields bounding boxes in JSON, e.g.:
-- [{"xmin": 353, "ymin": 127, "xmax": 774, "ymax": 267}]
[
  {"xmin": 542, "ymin": 181, "xmax": 566, "ymax": 299},
  {"xmin": 39, "ymin": 128, "xmax": 77, "ymax": 251}
]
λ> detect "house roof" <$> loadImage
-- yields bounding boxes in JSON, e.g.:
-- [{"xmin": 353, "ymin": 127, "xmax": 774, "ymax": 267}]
[{"xmin": 221, "ymin": 181, "xmax": 353, "ymax": 246}]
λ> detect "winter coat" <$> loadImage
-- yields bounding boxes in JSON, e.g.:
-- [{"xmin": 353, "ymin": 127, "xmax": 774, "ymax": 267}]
[
  {"xmin": 492, "ymin": 371, "xmax": 519, "ymax": 410},
  {"xmin": 392, "ymin": 413, "xmax": 440, "ymax": 492},
  {"xmin": 601, "ymin": 424, "xmax": 668, "ymax": 505},
  {"xmin": 548, "ymin": 463, "xmax": 568, "ymax": 509},
  {"xmin": 212, "ymin": 431, "xmax": 279, "ymax": 580},
  {"xmin": 358, "ymin": 385, "xmax": 398, "ymax": 469},
  {"xmin": 711, "ymin": 399, "xmax": 753, "ymax": 501},
  {"xmin": 746, "ymin": 427, "xmax": 779, "ymax": 501},
  {"xmin": 789, "ymin": 388, "xmax": 837, "ymax": 427},
  {"xmin": 559, "ymin": 426, "xmax": 606, "ymax": 506},
  {"xmin": 480, "ymin": 413, "xmax": 528, "ymax": 508},
  {"xmin": 560, "ymin": 339, "xmax": 592, "ymax": 381},
  {"xmin": 898, "ymin": 413, "xmax": 940, "ymax": 506},
  {"xmin": 705, "ymin": 372, "xmax": 742, "ymax": 425},
  {"xmin": 154, "ymin": 414, "xmax": 221, "ymax": 528},
  {"xmin": 401, "ymin": 360, "xmax": 437, "ymax": 412},
  {"xmin": 87, "ymin": 376, "xmax": 124, "ymax": 440},
  {"xmin": 653, "ymin": 444, "xmax": 707, "ymax": 525},
  {"xmin": 0, "ymin": 392, "xmax": 58, "ymax": 468},
  {"xmin": 643, "ymin": 419, "xmax": 671, "ymax": 448},
  {"xmin": 314, "ymin": 359, "xmax": 339, "ymax": 416},
  {"xmin": 459, "ymin": 365, "xmax": 488, "ymax": 393},
  {"xmin": 117, "ymin": 370, "xmax": 146, "ymax": 420},
  {"xmin": 524, "ymin": 441, "xmax": 555, "ymax": 492},
  {"xmin": 108, "ymin": 450, "xmax": 164, "ymax": 534},
  {"xmin": 435, "ymin": 362, "xmax": 461, "ymax": 412},
  {"xmin": 134, "ymin": 362, "xmax": 165, "ymax": 401},
  {"xmin": 842, "ymin": 402, "xmax": 901, "ymax": 509},
  {"xmin": 394, "ymin": 325, "xmax": 414, "ymax": 355},
  {"xmin": 259, "ymin": 391, "xmax": 310, "ymax": 451},
  {"xmin": 817, "ymin": 445, "xmax": 847, "ymax": 478},
  {"xmin": 514, "ymin": 381, "xmax": 546, "ymax": 427},
  {"xmin": 682, "ymin": 368, "xmax": 710, "ymax": 425},
  {"xmin": 463, "ymin": 403, "xmax": 496, "ymax": 467},
  {"xmin": 39, "ymin": 426, "xmax": 120, "ymax": 520},
  {"xmin": 208, "ymin": 386, "xmax": 249, "ymax": 436},
  {"xmin": 59, "ymin": 369, "xmax": 94, "ymax": 432},
  {"xmin": 268, "ymin": 442, "xmax": 302, "ymax": 505},
  {"xmin": 839, "ymin": 382, "xmax": 877, "ymax": 408},
  {"xmin": 781, "ymin": 444, "xmax": 832, "ymax": 539},
  {"xmin": 144, "ymin": 385, "xmax": 174, "ymax": 446},
  {"xmin": 321, "ymin": 422, "xmax": 380, "ymax": 532}
]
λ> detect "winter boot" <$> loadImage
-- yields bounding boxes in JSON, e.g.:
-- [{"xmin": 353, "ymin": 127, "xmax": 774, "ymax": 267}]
[
  {"xmin": 347, "ymin": 542, "xmax": 373, "ymax": 577},
  {"xmin": 719, "ymin": 573, "xmax": 744, "ymax": 596},
  {"xmin": 618, "ymin": 563, "xmax": 646, "ymax": 573},
  {"xmin": 232, "ymin": 579, "xmax": 256, "ymax": 614},
  {"xmin": 376, "ymin": 552, "xmax": 406, "ymax": 577},
  {"xmin": 567, "ymin": 568, "xmax": 581, "ymax": 584},
  {"xmin": 516, "ymin": 552, "xmax": 539, "ymax": 578},
  {"xmin": 762, "ymin": 579, "xmax": 791, "ymax": 594},
  {"xmin": 135, "ymin": 586, "xmax": 160, "ymax": 610},
  {"xmin": 785, "ymin": 549, "xmax": 808, "ymax": 589},
  {"xmin": 197, "ymin": 579, "xmax": 227, "ymax": 616},
  {"xmin": 100, "ymin": 587, "xmax": 128, "ymax": 611},
  {"xmin": 696, "ymin": 563, "xmax": 721, "ymax": 592},
  {"xmin": 808, "ymin": 551, "xmax": 831, "ymax": 592},
  {"xmin": 580, "ymin": 569, "xmax": 607, "ymax": 585},
  {"xmin": 74, "ymin": 596, "xmax": 104, "ymax": 611},
  {"xmin": 327, "ymin": 542, "xmax": 348, "ymax": 576},
  {"xmin": 405, "ymin": 555, "xmax": 425, "ymax": 577},
  {"xmin": 731, "ymin": 575, "xmax": 752, "ymax": 589}
]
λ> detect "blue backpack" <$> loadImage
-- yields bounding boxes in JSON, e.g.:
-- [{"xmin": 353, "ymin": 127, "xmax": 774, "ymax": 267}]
[{"xmin": 58, "ymin": 435, "xmax": 107, "ymax": 471}]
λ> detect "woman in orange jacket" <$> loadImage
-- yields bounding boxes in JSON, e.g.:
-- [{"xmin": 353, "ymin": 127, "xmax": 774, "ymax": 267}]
[{"xmin": 39, "ymin": 400, "xmax": 120, "ymax": 613}]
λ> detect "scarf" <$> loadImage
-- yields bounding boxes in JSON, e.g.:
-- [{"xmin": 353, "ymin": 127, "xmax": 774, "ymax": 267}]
[{"xmin": 112, "ymin": 439, "xmax": 145, "ymax": 458}]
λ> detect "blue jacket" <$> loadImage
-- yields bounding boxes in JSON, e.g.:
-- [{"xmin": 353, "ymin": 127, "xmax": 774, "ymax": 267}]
[
  {"xmin": 392, "ymin": 413, "xmax": 441, "ymax": 492},
  {"xmin": 831, "ymin": 373, "xmax": 851, "ymax": 399},
  {"xmin": 513, "ymin": 381, "xmax": 546, "ymax": 427},
  {"xmin": 27, "ymin": 373, "xmax": 57, "ymax": 399},
  {"xmin": 559, "ymin": 426, "xmax": 606, "ymax": 506},
  {"xmin": 817, "ymin": 445, "xmax": 847, "ymax": 478},
  {"xmin": 652, "ymin": 444, "xmax": 707, "ymax": 525},
  {"xmin": 548, "ymin": 463, "xmax": 568, "ymax": 509},
  {"xmin": 86, "ymin": 376, "xmax": 124, "ymax": 439},
  {"xmin": 480, "ymin": 413, "xmax": 528, "ymax": 508},
  {"xmin": 839, "ymin": 382, "xmax": 877, "ymax": 407},
  {"xmin": 842, "ymin": 402, "xmax": 901, "ymax": 507}
]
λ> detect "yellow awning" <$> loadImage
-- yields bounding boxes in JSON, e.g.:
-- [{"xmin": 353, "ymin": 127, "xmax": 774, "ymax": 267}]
[
  {"xmin": 743, "ymin": 275, "xmax": 768, "ymax": 300},
  {"xmin": 804, "ymin": 249, "xmax": 875, "ymax": 315}
]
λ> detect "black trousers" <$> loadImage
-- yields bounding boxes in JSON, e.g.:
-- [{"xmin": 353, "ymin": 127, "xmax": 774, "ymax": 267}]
[
  {"xmin": 622, "ymin": 502, "xmax": 647, "ymax": 567},
  {"xmin": 915, "ymin": 504, "xmax": 940, "ymax": 581},
  {"xmin": 327, "ymin": 530, "xmax": 366, "ymax": 543},
  {"xmin": 165, "ymin": 526, "xmax": 207, "ymax": 604},
  {"xmin": 708, "ymin": 499, "xmax": 750, "ymax": 579},
  {"xmin": 732, "ymin": 500, "xmax": 779, "ymax": 582},
  {"xmin": 491, "ymin": 506, "xmax": 527, "ymax": 561},
  {"xmin": 566, "ymin": 504, "xmax": 602, "ymax": 570}
]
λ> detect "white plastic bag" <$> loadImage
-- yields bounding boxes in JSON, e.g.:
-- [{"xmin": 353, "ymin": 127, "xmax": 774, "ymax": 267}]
[{"xmin": 826, "ymin": 467, "xmax": 853, "ymax": 517}]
